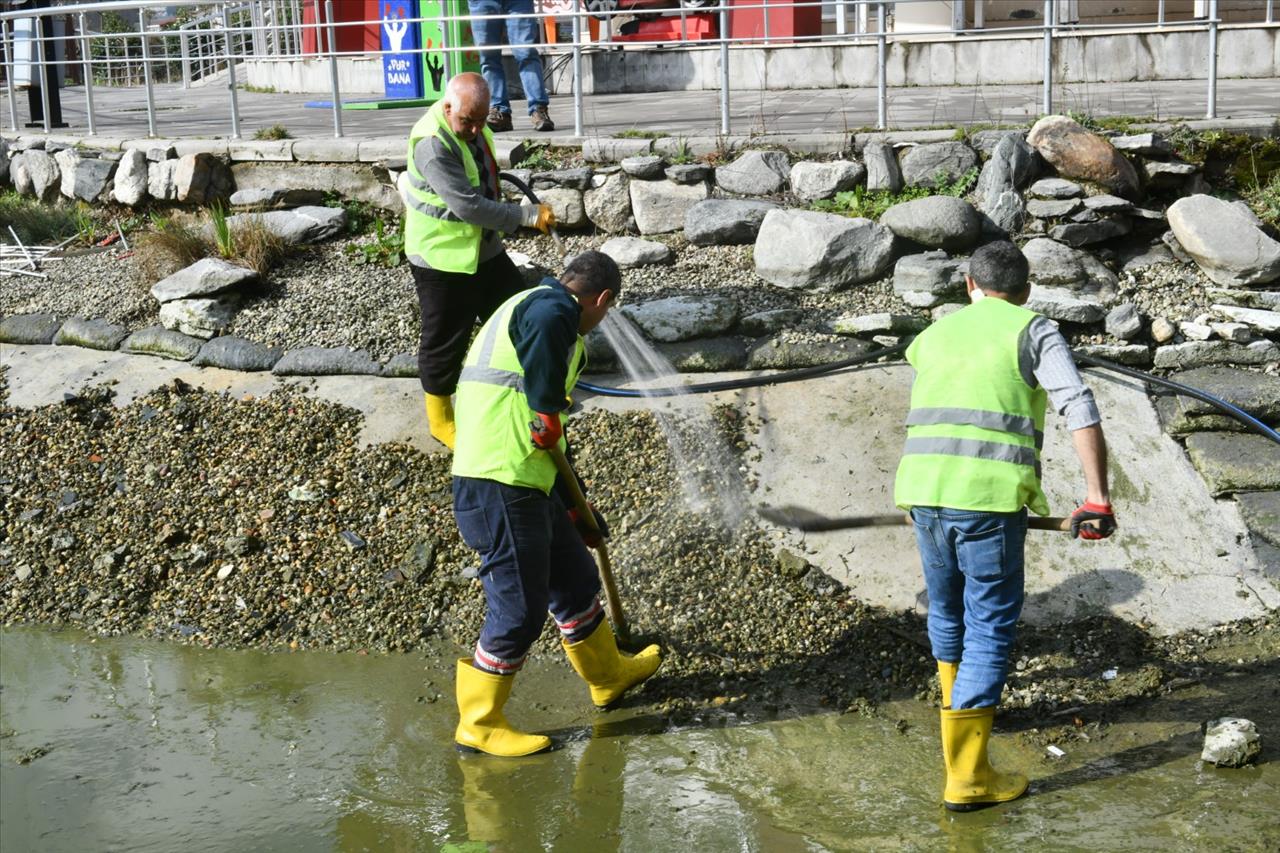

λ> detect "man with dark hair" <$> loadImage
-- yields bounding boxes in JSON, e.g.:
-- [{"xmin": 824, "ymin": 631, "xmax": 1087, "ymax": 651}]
[
  {"xmin": 894, "ymin": 240, "xmax": 1116, "ymax": 811},
  {"xmin": 449, "ymin": 250, "xmax": 660, "ymax": 757}
]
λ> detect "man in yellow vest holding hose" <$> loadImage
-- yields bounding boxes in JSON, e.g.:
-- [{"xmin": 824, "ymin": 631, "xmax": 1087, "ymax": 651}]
[
  {"xmin": 894, "ymin": 241, "xmax": 1117, "ymax": 811},
  {"xmin": 402, "ymin": 72, "xmax": 556, "ymax": 450},
  {"xmin": 450, "ymin": 250, "xmax": 661, "ymax": 757}
]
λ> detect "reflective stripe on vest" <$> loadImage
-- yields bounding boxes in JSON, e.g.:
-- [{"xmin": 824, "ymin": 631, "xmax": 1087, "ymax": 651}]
[
  {"xmin": 893, "ymin": 297, "xmax": 1050, "ymax": 515},
  {"xmin": 403, "ymin": 100, "xmax": 499, "ymax": 273},
  {"xmin": 451, "ymin": 286, "xmax": 586, "ymax": 494}
]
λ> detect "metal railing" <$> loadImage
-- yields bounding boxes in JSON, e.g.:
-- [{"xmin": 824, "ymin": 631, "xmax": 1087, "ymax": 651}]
[{"xmin": 1, "ymin": 0, "xmax": 1276, "ymax": 139}]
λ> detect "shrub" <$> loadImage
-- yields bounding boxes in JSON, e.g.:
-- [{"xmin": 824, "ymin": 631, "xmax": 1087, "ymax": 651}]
[
  {"xmin": 0, "ymin": 191, "xmax": 82, "ymax": 244},
  {"xmin": 231, "ymin": 217, "xmax": 293, "ymax": 276},
  {"xmin": 810, "ymin": 167, "xmax": 979, "ymax": 220},
  {"xmin": 134, "ymin": 212, "xmax": 208, "ymax": 281},
  {"xmin": 253, "ymin": 123, "xmax": 292, "ymax": 141}
]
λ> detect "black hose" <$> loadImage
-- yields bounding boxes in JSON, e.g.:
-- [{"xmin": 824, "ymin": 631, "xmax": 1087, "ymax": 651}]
[{"xmin": 501, "ymin": 172, "xmax": 1279, "ymax": 445}]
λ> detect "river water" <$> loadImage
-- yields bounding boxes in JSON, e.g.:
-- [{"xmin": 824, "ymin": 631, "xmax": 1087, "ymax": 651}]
[{"xmin": 2, "ymin": 626, "xmax": 1276, "ymax": 852}]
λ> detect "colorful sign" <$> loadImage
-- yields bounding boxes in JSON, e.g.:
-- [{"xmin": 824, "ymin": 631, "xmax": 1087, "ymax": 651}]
[
  {"xmin": 381, "ymin": 0, "xmax": 424, "ymax": 99},
  {"xmin": 418, "ymin": 0, "xmax": 481, "ymax": 100}
]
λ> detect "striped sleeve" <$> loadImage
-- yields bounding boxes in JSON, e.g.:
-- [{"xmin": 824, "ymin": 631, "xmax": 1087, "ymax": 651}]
[{"xmin": 1019, "ymin": 316, "xmax": 1101, "ymax": 431}]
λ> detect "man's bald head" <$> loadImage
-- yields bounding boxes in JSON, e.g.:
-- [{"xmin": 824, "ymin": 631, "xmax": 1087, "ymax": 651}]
[{"xmin": 442, "ymin": 73, "xmax": 491, "ymax": 141}]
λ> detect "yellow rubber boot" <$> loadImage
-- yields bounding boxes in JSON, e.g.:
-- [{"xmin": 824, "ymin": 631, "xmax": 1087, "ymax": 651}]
[
  {"xmin": 938, "ymin": 660, "xmax": 959, "ymax": 709},
  {"xmin": 940, "ymin": 706, "xmax": 1028, "ymax": 811},
  {"xmin": 454, "ymin": 658, "xmax": 551, "ymax": 757},
  {"xmin": 562, "ymin": 621, "xmax": 662, "ymax": 708},
  {"xmin": 425, "ymin": 393, "xmax": 456, "ymax": 450}
]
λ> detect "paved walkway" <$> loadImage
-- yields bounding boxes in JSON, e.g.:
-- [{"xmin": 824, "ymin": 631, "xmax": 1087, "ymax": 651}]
[{"xmin": 4, "ymin": 76, "xmax": 1278, "ymax": 143}]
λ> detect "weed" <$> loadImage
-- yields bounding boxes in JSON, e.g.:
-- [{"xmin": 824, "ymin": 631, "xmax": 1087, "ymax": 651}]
[
  {"xmin": 241, "ymin": 83, "xmax": 277, "ymax": 94},
  {"xmin": 231, "ymin": 217, "xmax": 294, "ymax": 276},
  {"xmin": 669, "ymin": 138, "xmax": 696, "ymax": 165},
  {"xmin": 0, "ymin": 191, "xmax": 83, "ymax": 244},
  {"xmin": 253, "ymin": 123, "xmax": 292, "ymax": 141},
  {"xmin": 134, "ymin": 213, "xmax": 208, "ymax": 281},
  {"xmin": 1065, "ymin": 112, "xmax": 1155, "ymax": 135},
  {"xmin": 518, "ymin": 142, "xmax": 557, "ymax": 172},
  {"xmin": 71, "ymin": 203, "xmax": 102, "ymax": 246},
  {"xmin": 810, "ymin": 167, "xmax": 979, "ymax": 220},
  {"xmin": 209, "ymin": 202, "xmax": 234, "ymax": 258},
  {"xmin": 343, "ymin": 217, "xmax": 405, "ymax": 268},
  {"xmin": 614, "ymin": 129, "xmax": 666, "ymax": 140},
  {"xmin": 324, "ymin": 194, "xmax": 384, "ymax": 236}
]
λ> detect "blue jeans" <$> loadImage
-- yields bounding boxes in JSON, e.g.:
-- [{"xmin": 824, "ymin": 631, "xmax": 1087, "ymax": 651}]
[
  {"xmin": 453, "ymin": 476, "xmax": 602, "ymax": 674},
  {"xmin": 911, "ymin": 507, "xmax": 1028, "ymax": 709},
  {"xmin": 467, "ymin": 0, "xmax": 548, "ymax": 115}
]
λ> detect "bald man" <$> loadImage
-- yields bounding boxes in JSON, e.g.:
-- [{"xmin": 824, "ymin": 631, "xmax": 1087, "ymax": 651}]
[{"xmin": 401, "ymin": 73, "xmax": 556, "ymax": 449}]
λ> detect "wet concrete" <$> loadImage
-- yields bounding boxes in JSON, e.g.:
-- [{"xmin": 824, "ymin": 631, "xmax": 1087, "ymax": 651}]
[{"xmin": 2, "ymin": 626, "xmax": 1277, "ymax": 852}]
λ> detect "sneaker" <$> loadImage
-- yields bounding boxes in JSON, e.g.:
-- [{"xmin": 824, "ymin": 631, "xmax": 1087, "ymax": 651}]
[
  {"xmin": 486, "ymin": 107, "xmax": 513, "ymax": 133},
  {"xmin": 531, "ymin": 106, "xmax": 555, "ymax": 133}
]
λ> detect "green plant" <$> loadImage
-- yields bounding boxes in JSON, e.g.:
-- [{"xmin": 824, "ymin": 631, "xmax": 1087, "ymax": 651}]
[
  {"xmin": 810, "ymin": 167, "xmax": 980, "ymax": 220},
  {"xmin": 343, "ymin": 218, "xmax": 405, "ymax": 268},
  {"xmin": 241, "ymin": 83, "xmax": 278, "ymax": 94},
  {"xmin": 134, "ymin": 214, "xmax": 208, "ymax": 281},
  {"xmin": 209, "ymin": 202, "xmax": 234, "ymax": 258},
  {"xmin": 1245, "ymin": 170, "xmax": 1280, "ymax": 229},
  {"xmin": 231, "ymin": 217, "xmax": 294, "ymax": 276},
  {"xmin": 0, "ymin": 191, "xmax": 82, "ymax": 244},
  {"xmin": 669, "ymin": 137, "xmax": 695, "ymax": 165},
  {"xmin": 614, "ymin": 129, "xmax": 665, "ymax": 140},
  {"xmin": 323, "ymin": 194, "xmax": 384, "ymax": 236},
  {"xmin": 518, "ymin": 142, "xmax": 557, "ymax": 172},
  {"xmin": 71, "ymin": 203, "xmax": 102, "ymax": 247},
  {"xmin": 253, "ymin": 123, "xmax": 292, "ymax": 140}
]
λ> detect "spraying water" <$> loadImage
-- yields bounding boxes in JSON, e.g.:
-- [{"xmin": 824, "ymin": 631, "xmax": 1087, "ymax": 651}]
[{"xmin": 596, "ymin": 312, "xmax": 750, "ymax": 530}]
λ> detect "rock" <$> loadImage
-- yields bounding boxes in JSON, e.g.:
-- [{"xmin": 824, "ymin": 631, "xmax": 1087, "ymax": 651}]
[
  {"xmin": 976, "ymin": 134, "xmax": 1038, "ymax": 203},
  {"xmin": 620, "ymin": 155, "xmax": 665, "ymax": 179},
  {"xmin": 398, "ymin": 539, "xmax": 438, "ymax": 582},
  {"xmin": 1105, "ymin": 303, "xmax": 1144, "ymax": 340},
  {"xmin": 599, "ymin": 236, "xmax": 673, "ymax": 268},
  {"xmin": 1211, "ymin": 322, "xmax": 1253, "ymax": 344},
  {"xmin": 1028, "ymin": 177, "xmax": 1083, "ymax": 199},
  {"xmin": 1022, "ymin": 238, "xmax": 1118, "ymax": 298},
  {"xmin": 777, "ymin": 549, "xmax": 810, "ymax": 578},
  {"xmin": 121, "ymin": 327, "xmax": 203, "ymax": 361},
  {"xmin": 583, "ymin": 172, "xmax": 633, "ymax": 234},
  {"xmin": 1026, "ymin": 115, "xmax": 1140, "ymax": 198},
  {"xmin": 789, "ymin": 160, "xmax": 866, "ymax": 202},
  {"xmin": 111, "ymin": 149, "xmax": 148, "ymax": 206},
  {"xmin": 1212, "ymin": 304, "xmax": 1280, "ymax": 334},
  {"xmin": 532, "ymin": 168, "xmax": 591, "ymax": 191},
  {"xmin": 147, "ymin": 158, "xmax": 178, "ymax": 201},
  {"xmin": 665, "ymin": 163, "xmax": 712, "ymax": 184},
  {"xmin": 969, "ymin": 129, "xmax": 1026, "ymax": 157},
  {"xmin": 739, "ymin": 308, "xmax": 806, "ymax": 336},
  {"xmin": 193, "ymin": 336, "xmax": 283, "ymax": 372},
  {"xmin": 145, "ymin": 145, "xmax": 176, "ymax": 162},
  {"xmin": 1154, "ymin": 367, "xmax": 1280, "ymax": 435},
  {"xmin": 1201, "ymin": 718, "xmax": 1262, "ymax": 767},
  {"xmin": 1049, "ymin": 217, "xmax": 1132, "ymax": 247},
  {"xmin": 531, "ymin": 187, "xmax": 586, "ymax": 229},
  {"xmin": 1142, "ymin": 158, "xmax": 1198, "ymax": 190},
  {"xmin": 1073, "ymin": 343, "xmax": 1152, "ymax": 367},
  {"xmin": 340, "ymin": 530, "xmax": 367, "ymax": 551},
  {"xmin": 900, "ymin": 142, "xmax": 978, "ymax": 188},
  {"xmin": 685, "ymin": 199, "xmax": 780, "ymax": 246},
  {"xmin": 1153, "ymin": 340, "xmax": 1280, "ymax": 370},
  {"xmin": 14, "ymin": 565, "xmax": 32, "ymax": 582},
  {"xmin": 1238, "ymin": 492, "xmax": 1280, "ymax": 548},
  {"xmin": 1027, "ymin": 198, "xmax": 1082, "ymax": 219},
  {"xmin": 9, "ymin": 151, "xmax": 34, "ymax": 195},
  {"xmin": 863, "ymin": 141, "xmax": 903, "ymax": 193},
  {"xmin": 832, "ymin": 313, "xmax": 928, "ymax": 336},
  {"xmin": 1181, "ymin": 320, "xmax": 1214, "ymax": 341},
  {"xmin": 714, "ymin": 150, "xmax": 791, "ymax": 196},
  {"xmin": 1111, "ymin": 133, "xmax": 1173, "ymax": 157},
  {"xmin": 159, "ymin": 296, "xmax": 240, "ymax": 340},
  {"xmin": 880, "ymin": 196, "xmax": 981, "ymax": 251},
  {"xmin": 173, "ymin": 153, "xmax": 233, "ymax": 205},
  {"xmin": 619, "ymin": 294, "xmax": 739, "ymax": 342},
  {"xmin": 151, "ymin": 257, "xmax": 260, "ymax": 303},
  {"xmin": 983, "ymin": 191, "xmax": 1028, "ymax": 235},
  {"xmin": 893, "ymin": 250, "xmax": 966, "ymax": 308},
  {"xmin": 1024, "ymin": 287, "xmax": 1106, "ymax": 324},
  {"xmin": 1168, "ymin": 195, "xmax": 1280, "ymax": 287},
  {"xmin": 232, "ymin": 161, "xmax": 400, "ymax": 210},
  {"xmin": 0, "ymin": 313, "xmax": 63, "ymax": 345},
  {"xmin": 22, "ymin": 149, "xmax": 61, "ymax": 201},
  {"xmin": 54, "ymin": 151, "xmax": 115, "ymax": 202},
  {"xmin": 230, "ymin": 187, "xmax": 291, "ymax": 207},
  {"xmin": 656, "ymin": 338, "xmax": 748, "ymax": 372},
  {"xmin": 1150, "ymin": 317, "xmax": 1178, "ymax": 344},
  {"xmin": 629, "ymin": 179, "xmax": 710, "ymax": 235},
  {"xmin": 53, "ymin": 317, "xmax": 128, "ymax": 351},
  {"xmin": 225, "ymin": 206, "xmax": 347, "ymax": 245},
  {"xmin": 1082, "ymin": 194, "xmax": 1134, "ymax": 214},
  {"xmin": 1186, "ymin": 433, "xmax": 1280, "ymax": 495},
  {"xmin": 272, "ymin": 346, "xmax": 384, "ymax": 376},
  {"xmin": 747, "ymin": 335, "xmax": 876, "ymax": 369},
  {"xmin": 582, "ymin": 137, "xmax": 652, "ymax": 162},
  {"xmin": 754, "ymin": 210, "xmax": 896, "ymax": 291},
  {"xmin": 1118, "ymin": 241, "xmax": 1175, "ymax": 271},
  {"xmin": 1208, "ymin": 288, "xmax": 1280, "ymax": 311},
  {"xmin": 582, "ymin": 328, "xmax": 616, "ymax": 372}
]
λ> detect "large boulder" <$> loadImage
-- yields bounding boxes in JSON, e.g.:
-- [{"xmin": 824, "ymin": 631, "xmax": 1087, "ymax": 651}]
[
  {"xmin": 112, "ymin": 149, "xmax": 148, "ymax": 206},
  {"xmin": 22, "ymin": 149, "xmax": 60, "ymax": 201},
  {"xmin": 1201, "ymin": 718, "xmax": 1262, "ymax": 768},
  {"xmin": 599, "ymin": 236, "xmax": 673, "ymax": 268},
  {"xmin": 584, "ymin": 172, "xmax": 633, "ymax": 234},
  {"xmin": 151, "ymin": 258, "xmax": 259, "ymax": 303},
  {"xmin": 159, "ymin": 296, "xmax": 240, "ymax": 339},
  {"xmin": 893, "ymin": 250, "xmax": 966, "ymax": 308},
  {"xmin": 534, "ymin": 187, "xmax": 586, "ymax": 229},
  {"xmin": 1153, "ymin": 340, "xmax": 1280, "ymax": 371},
  {"xmin": 899, "ymin": 142, "xmax": 979, "ymax": 188},
  {"xmin": 224, "ymin": 206, "xmax": 347, "ymax": 245},
  {"xmin": 863, "ymin": 141, "xmax": 903, "ymax": 193},
  {"xmin": 1154, "ymin": 366, "xmax": 1280, "ymax": 435},
  {"xmin": 9, "ymin": 151, "xmax": 35, "ymax": 195},
  {"xmin": 230, "ymin": 162, "xmax": 401, "ymax": 212},
  {"xmin": 1022, "ymin": 237, "xmax": 1118, "ymax": 299},
  {"xmin": 619, "ymin": 294, "xmax": 739, "ymax": 342},
  {"xmin": 976, "ymin": 134, "xmax": 1038, "ymax": 233},
  {"xmin": 174, "ymin": 152, "xmax": 233, "ymax": 205},
  {"xmin": 148, "ymin": 158, "xmax": 178, "ymax": 201},
  {"xmin": 1048, "ymin": 217, "xmax": 1132, "ymax": 247},
  {"xmin": 880, "ymin": 196, "xmax": 981, "ymax": 251},
  {"xmin": 1167, "ymin": 195, "xmax": 1280, "ymax": 287},
  {"xmin": 1185, "ymin": 433, "xmax": 1280, "ymax": 496},
  {"xmin": 55, "ymin": 150, "xmax": 116, "ymax": 202},
  {"xmin": 789, "ymin": 160, "xmax": 866, "ymax": 202},
  {"xmin": 714, "ymin": 150, "xmax": 791, "ymax": 196},
  {"xmin": 620, "ymin": 155, "xmax": 664, "ymax": 179},
  {"xmin": 629, "ymin": 179, "xmax": 710, "ymax": 235},
  {"xmin": 684, "ymin": 199, "xmax": 779, "ymax": 246},
  {"xmin": 754, "ymin": 210, "xmax": 896, "ymax": 291},
  {"xmin": 1026, "ymin": 115, "xmax": 1140, "ymax": 199}
]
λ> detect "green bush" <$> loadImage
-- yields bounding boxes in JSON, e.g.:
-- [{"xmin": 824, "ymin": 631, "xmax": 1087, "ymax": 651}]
[{"xmin": 810, "ymin": 167, "xmax": 979, "ymax": 220}]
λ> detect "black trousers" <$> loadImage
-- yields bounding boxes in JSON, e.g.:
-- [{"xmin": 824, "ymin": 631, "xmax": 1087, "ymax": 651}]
[{"xmin": 413, "ymin": 252, "xmax": 526, "ymax": 396}]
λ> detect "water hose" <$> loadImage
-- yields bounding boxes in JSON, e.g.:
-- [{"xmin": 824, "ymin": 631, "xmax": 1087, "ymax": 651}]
[{"xmin": 499, "ymin": 172, "xmax": 1279, "ymax": 446}]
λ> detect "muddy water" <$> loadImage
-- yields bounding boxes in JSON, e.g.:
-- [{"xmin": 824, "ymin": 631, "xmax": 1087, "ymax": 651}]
[{"xmin": 2, "ymin": 627, "xmax": 1276, "ymax": 853}]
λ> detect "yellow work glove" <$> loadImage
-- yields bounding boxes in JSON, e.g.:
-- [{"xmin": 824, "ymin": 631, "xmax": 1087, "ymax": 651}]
[{"xmin": 521, "ymin": 203, "xmax": 557, "ymax": 234}]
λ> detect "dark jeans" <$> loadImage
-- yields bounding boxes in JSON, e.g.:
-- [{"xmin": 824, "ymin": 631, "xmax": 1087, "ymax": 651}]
[
  {"xmin": 413, "ymin": 252, "xmax": 526, "ymax": 396},
  {"xmin": 467, "ymin": 0, "xmax": 549, "ymax": 115},
  {"xmin": 911, "ymin": 506, "xmax": 1028, "ymax": 709},
  {"xmin": 453, "ymin": 476, "xmax": 603, "ymax": 674}
]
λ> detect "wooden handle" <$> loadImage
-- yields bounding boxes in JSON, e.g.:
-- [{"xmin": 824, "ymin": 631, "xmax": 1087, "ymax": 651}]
[{"xmin": 758, "ymin": 505, "xmax": 1072, "ymax": 534}]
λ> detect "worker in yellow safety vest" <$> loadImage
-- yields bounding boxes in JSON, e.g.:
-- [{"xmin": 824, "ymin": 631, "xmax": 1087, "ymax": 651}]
[
  {"xmin": 450, "ymin": 250, "xmax": 661, "ymax": 756},
  {"xmin": 401, "ymin": 72, "xmax": 555, "ymax": 450},
  {"xmin": 894, "ymin": 240, "xmax": 1117, "ymax": 811}
]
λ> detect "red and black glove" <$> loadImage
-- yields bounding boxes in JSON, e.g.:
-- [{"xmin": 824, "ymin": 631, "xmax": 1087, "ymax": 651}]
[
  {"xmin": 569, "ymin": 504, "xmax": 609, "ymax": 548},
  {"xmin": 1071, "ymin": 501, "xmax": 1117, "ymax": 540},
  {"xmin": 529, "ymin": 412, "xmax": 562, "ymax": 449}
]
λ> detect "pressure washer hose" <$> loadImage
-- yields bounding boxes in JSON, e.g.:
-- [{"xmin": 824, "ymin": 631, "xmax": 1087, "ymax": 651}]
[{"xmin": 499, "ymin": 172, "xmax": 1280, "ymax": 447}]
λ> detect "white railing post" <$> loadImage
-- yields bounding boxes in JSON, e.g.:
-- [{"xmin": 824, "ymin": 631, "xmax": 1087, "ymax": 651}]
[
  {"xmin": 573, "ymin": 0, "xmax": 584, "ymax": 137},
  {"xmin": 719, "ymin": 2, "xmax": 730, "ymax": 134},
  {"xmin": 34, "ymin": 15, "xmax": 52, "ymax": 133},
  {"xmin": 139, "ymin": 6, "xmax": 157, "ymax": 136},
  {"xmin": 836, "ymin": 0, "xmax": 847, "ymax": 37},
  {"xmin": 324, "ymin": 0, "xmax": 343, "ymax": 137},
  {"xmin": 1206, "ymin": 0, "xmax": 1218, "ymax": 119},
  {"xmin": 876, "ymin": 2, "xmax": 886, "ymax": 128},
  {"xmin": 1158, "ymin": 0, "xmax": 1166, "ymax": 26},
  {"xmin": 222, "ymin": 4, "xmax": 242, "ymax": 139},
  {"xmin": 79, "ymin": 12, "xmax": 96, "ymax": 135},
  {"xmin": 1042, "ymin": 0, "xmax": 1054, "ymax": 115},
  {"xmin": 2, "ymin": 19, "xmax": 18, "ymax": 133},
  {"xmin": 763, "ymin": 0, "xmax": 771, "ymax": 45}
]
